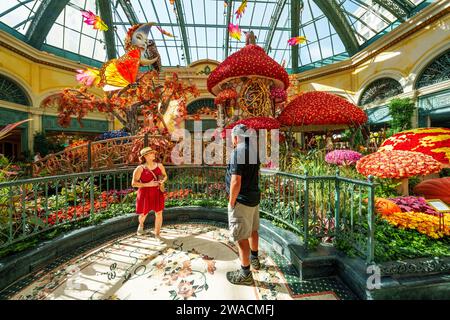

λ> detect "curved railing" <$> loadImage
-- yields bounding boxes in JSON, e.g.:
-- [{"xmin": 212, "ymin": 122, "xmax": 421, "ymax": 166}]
[
  {"xmin": 0, "ymin": 166, "xmax": 376, "ymax": 262},
  {"xmin": 31, "ymin": 134, "xmax": 171, "ymax": 176}
]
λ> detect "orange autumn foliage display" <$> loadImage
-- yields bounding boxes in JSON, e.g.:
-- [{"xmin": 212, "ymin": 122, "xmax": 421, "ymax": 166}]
[
  {"xmin": 382, "ymin": 211, "xmax": 450, "ymax": 239},
  {"xmin": 374, "ymin": 198, "xmax": 402, "ymax": 216}
]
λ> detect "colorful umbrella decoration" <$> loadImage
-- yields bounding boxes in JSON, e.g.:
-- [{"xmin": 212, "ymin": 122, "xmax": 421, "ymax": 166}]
[
  {"xmin": 228, "ymin": 23, "xmax": 242, "ymax": 41},
  {"xmin": 288, "ymin": 36, "xmax": 307, "ymax": 46},
  {"xmin": 356, "ymin": 150, "xmax": 442, "ymax": 195},
  {"xmin": 378, "ymin": 127, "xmax": 450, "ymax": 167},
  {"xmin": 235, "ymin": 0, "xmax": 248, "ymax": 19},
  {"xmin": 81, "ymin": 10, "xmax": 108, "ymax": 31}
]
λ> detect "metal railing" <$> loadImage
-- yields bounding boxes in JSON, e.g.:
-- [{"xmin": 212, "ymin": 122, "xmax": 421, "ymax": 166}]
[{"xmin": 0, "ymin": 166, "xmax": 375, "ymax": 263}]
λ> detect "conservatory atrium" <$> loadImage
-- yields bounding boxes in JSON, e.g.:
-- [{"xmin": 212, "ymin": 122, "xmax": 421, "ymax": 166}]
[{"xmin": 0, "ymin": 0, "xmax": 449, "ymax": 302}]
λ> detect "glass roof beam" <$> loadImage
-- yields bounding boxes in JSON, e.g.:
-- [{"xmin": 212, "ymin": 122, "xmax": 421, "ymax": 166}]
[
  {"xmin": 117, "ymin": 0, "xmax": 139, "ymax": 24},
  {"xmin": 291, "ymin": 0, "xmax": 302, "ymax": 73},
  {"xmin": 313, "ymin": 0, "xmax": 359, "ymax": 56},
  {"xmin": 26, "ymin": 0, "xmax": 70, "ymax": 48},
  {"xmin": 98, "ymin": 0, "xmax": 117, "ymax": 59},
  {"xmin": 174, "ymin": 0, "xmax": 191, "ymax": 65},
  {"xmin": 0, "ymin": 0, "xmax": 35, "ymax": 19},
  {"xmin": 224, "ymin": 0, "xmax": 233, "ymax": 58},
  {"xmin": 264, "ymin": 0, "xmax": 288, "ymax": 53},
  {"xmin": 372, "ymin": 0, "xmax": 413, "ymax": 20}
]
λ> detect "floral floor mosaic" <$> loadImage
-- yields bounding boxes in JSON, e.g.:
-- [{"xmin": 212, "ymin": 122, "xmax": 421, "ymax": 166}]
[{"xmin": 1, "ymin": 223, "xmax": 357, "ymax": 300}]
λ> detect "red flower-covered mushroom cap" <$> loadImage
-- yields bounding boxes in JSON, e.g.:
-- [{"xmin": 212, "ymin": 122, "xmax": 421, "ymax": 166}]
[
  {"xmin": 378, "ymin": 128, "xmax": 450, "ymax": 166},
  {"xmin": 207, "ymin": 45, "xmax": 289, "ymax": 95},
  {"xmin": 356, "ymin": 150, "xmax": 442, "ymax": 179},
  {"xmin": 218, "ymin": 117, "xmax": 280, "ymax": 139},
  {"xmin": 277, "ymin": 92, "xmax": 368, "ymax": 127}
]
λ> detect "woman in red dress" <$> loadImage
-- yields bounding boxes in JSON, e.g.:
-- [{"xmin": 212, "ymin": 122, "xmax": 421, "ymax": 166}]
[{"xmin": 132, "ymin": 147, "xmax": 167, "ymax": 240}]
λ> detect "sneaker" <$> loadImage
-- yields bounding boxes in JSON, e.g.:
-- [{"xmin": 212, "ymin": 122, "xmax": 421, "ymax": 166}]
[
  {"xmin": 226, "ymin": 270, "xmax": 254, "ymax": 286},
  {"xmin": 250, "ymin": 256, "xmax": 261, "ymax": 270},
  {"xmin": 137, "ymin": 225, "xmax": 144, "ymax": 235},
  {"xmin": 154, "ymin": 234, "xmax": 164, "ymax": 244}
]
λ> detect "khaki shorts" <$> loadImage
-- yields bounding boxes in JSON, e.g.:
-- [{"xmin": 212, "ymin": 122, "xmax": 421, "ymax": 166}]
[{"xmin": 228, "ymin": 202, "xmax": 260, "ymax": 242}]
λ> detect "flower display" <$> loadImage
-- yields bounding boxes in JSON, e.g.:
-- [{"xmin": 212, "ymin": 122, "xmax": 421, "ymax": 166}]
[
  {"xmin": 220, "ymin": 117, "xmax": 280, "ymax": 139},
  {"xmin": 214, "ymin": 89, "xmax": 238, "ymax": 105},
  {"xmin": 325, "ymin": 150, "xmax": 362, "ymax": 166},
  {"xmin": 388, "ymin": 196, "xmax": 440, "ymax": 216},
  {"xmin": 207, "ymin": 44, "xmax": 289, "ymax": 95},
  {"xmin": 95, "ymin": 130, "xmax": 130, "ymax": 141},
  {"xmin": 356, "ymin": 150, "xmax": 441, "ymax": 179},
  {"xmin": 277, "ymin": 91, "xmax": 368, "ymax": 127},
  {"xmin": 270, "ymin": 87, "xmax": 287, "ymax": 102},
  {"xmin": 379, "ymin": 127, "xmax": 450, "ymax": 166},
  {"xmin": 225, "ymin": 116, "xmax": 281, "ymax": 130},
  {"xmin": 382, "ymin": 211, "xmax": 450, "ymax": 239},
  {"xmin": 373, "ymin": 198, "xmax": 402, "ymax": 216}
]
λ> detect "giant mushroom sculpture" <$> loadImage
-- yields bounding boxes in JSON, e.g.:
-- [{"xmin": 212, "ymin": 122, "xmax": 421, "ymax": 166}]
[
  {"xmin": 207, "ymin": 35, "xmax": 289, "ymax": 126},
  {"xmin": 378, "ymin": 127, "xmax": 450, "ymax": 169},
  {"xmin": 277, "ymin": 91, "xmax": 368, "ymax": 132},
  {"xmin": 356, "ymin": 150, "xmax": 442, "ymax": 196}
]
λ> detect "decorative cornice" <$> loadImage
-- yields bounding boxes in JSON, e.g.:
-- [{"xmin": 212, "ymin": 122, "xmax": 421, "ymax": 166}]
[{"xmin": 294, "ymin": 2, "xmax": 450, "ymax": 84}]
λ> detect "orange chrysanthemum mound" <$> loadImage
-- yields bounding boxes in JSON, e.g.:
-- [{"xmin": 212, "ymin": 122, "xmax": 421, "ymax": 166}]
[
  {"xmin": 207, "ymin": 44, "xmax": 289, "ymax": 95},
  {"xmin": 382, "ymin": 211, "xmax": 450, "ymax": 239},
  {"xmin": 277, "ymin": 92, "xmax": 368, "ymax": 127},
  {"xmin": 379, "ymin": 127, "xmax": 450, "ymax": 165},
  {"xmin": 356, "ymin": 150, "xmax": 441, "ymax": 179}
]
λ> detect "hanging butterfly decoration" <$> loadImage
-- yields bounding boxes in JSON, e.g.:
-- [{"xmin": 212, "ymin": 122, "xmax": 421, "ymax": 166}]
[
  {"xmin": 288, "ymin": 36, "xmax": 307, "ymax": 46},
  {"xmin": 228, "ymin": 23, "xmax": 242, "ymax": 41},
  {"xmin": 81, "ymin": 10, "xmax": 108, "ymax": 31},
  {"xmin": 235, "ymin": 0, "xmax": 248, "ymax": 19},
  {"xmin": 156, "ymin": 26, "xmax": 176, "ymax": 38}
]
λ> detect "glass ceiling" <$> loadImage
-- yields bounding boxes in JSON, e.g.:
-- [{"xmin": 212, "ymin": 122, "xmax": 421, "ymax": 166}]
[{"xmin": 0, "ymin": 0, "xmax": 432, "ymax": 71}]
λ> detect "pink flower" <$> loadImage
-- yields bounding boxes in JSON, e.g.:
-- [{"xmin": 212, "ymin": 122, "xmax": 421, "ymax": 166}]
[{"xmin": 325, "ymin": 150, "xmax": 362, "ymax": 166}]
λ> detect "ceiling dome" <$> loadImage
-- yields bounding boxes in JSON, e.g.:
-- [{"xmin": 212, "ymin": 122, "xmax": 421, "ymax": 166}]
[{"xmin": 0, "ymin": 0, "xmax": 432, "ymax": 70}]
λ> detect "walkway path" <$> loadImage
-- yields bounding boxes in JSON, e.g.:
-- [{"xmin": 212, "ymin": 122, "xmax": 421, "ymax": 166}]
[{"xmin": 1, "ymin": 223, "xmax": 356, "ymax": 300}]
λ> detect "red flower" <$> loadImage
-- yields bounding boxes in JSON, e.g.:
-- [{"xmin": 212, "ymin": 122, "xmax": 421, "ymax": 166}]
[
  {"xmin": 207, "ymin": 44, "xmax": 289, "ymax": 95},
  {"xmin": 277, "ymin": 91, "xmax": 368, "ymax": 127},
  {"xmin": 214, "ymin": 89, "xmax": 238, "ymax": 105}
]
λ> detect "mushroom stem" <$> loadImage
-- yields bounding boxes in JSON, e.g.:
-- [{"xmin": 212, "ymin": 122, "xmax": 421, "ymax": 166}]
[{"xmin": 398, "ymin": 178, "xmax": 409, "ymax": 196}]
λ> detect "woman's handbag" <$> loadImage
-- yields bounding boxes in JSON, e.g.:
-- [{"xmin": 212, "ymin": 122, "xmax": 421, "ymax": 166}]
[{"xmin": 149, "ymin": 167, "xmax": 165, "ymax": 193}]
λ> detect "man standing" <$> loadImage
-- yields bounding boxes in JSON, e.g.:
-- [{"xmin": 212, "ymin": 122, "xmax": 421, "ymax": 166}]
[{"xmin": 225, "ymin": 124, "xmax": 261, "ymax": 285}]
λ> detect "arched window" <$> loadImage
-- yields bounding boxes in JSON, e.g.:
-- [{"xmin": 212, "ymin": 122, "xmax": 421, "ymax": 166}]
[
  {"xmin": 0, "ymin": 75, "xmax": 31, "ymax": 106},
  {"xmin": 416, "ymin": 49, "xmax": 450, "ymax": 89},
  {"xmin": 187, "ymin": 98, "xmax": 215, "ymax": 115},
  {"xmin": 359, "ymin": 78, "xmax": 403, "ymax": 106}
]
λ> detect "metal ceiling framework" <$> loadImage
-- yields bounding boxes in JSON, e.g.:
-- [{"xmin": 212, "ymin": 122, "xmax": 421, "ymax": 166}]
[
  {"xmin": 314, "ymin": 0, "xmax": 359, "ymax": 55},
  {"xmin": 173, "ymin": 0, "xmax": 191, "ymax": 64},
  {"xmin": 372, "ymin": 0, "xmax": 415, "ymax": 21},
  {"xmin": 0, "ymin": 0, "xmax": 429, "ymax": 69},
  {"xmin": 25, "ymin": 0, "xmax": 70, "ymax": 48},
  {"xmin": 98, "ymin": 0, "xmax": 116, "ymax": 59}
]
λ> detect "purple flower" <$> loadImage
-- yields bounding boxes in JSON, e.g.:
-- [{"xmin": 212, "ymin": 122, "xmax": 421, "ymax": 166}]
[
  {"xmin": 389, "ymin": 196, "xmax": 440, "ymax": 216},
  {"xmin": 325, "ymin": 150, "xmax": 362, "ymax": 166}
]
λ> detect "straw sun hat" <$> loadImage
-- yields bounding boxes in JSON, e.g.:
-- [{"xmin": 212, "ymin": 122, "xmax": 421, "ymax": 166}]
[{"xmin": 140, "ymin": 147, "xmax": 157, "ymax": 157}]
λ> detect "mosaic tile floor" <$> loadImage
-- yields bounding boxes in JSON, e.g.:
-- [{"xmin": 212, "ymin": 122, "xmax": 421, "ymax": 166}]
[{"xmin": 0, "ymin": 222, "xmax": 357, "ymax": 300}]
